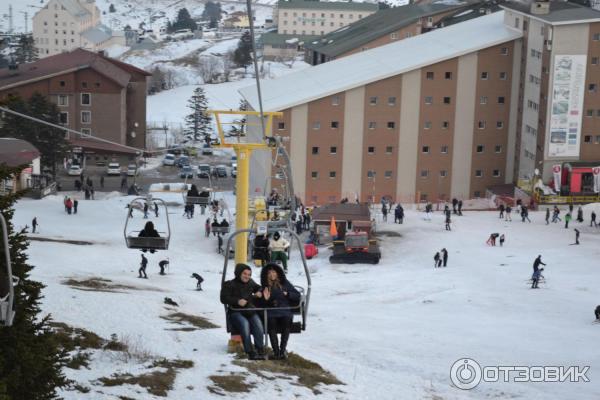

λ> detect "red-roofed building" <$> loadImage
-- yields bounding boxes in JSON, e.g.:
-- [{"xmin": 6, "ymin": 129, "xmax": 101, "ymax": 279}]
[{"xmin": 0, "ymin": 48, "xmax": 150, "ymax": 166}]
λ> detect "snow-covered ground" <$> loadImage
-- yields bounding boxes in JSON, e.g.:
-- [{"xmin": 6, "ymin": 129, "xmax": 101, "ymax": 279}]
[{"xmin": 12, "ymin": 195, "xmax": 600, "ymax": 399}]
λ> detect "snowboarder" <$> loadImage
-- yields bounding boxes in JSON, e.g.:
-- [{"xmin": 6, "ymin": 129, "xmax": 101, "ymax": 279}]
[
  {"xmin": 154, "ymin": 202, "xmax": 159, "ymax": 218},
  {"xmin": 565, "ymin": 212, "xmax": 572, "ymax": 229},
  {"xmin": 457, "ymin": 200, "xmax": 463, "ymax": 216},
  {"xmin": 32, "ymin": 217, "xmax": 38, "ymax": 234},
  {"xmin": 441, "ymin": 248, "xmax": 448, "ymax": 267},
  {"xmin": 159, "ymin": 259, "xmax": 169, "ymax": 275},
  {"xmin": 591, "ymin": 211, "xmax": 597, "ymax": 227},
  {"xmin": 139, "ymin": 254, "xmax": 148, "ymax": 278},
  {"xmin": 499, "ymin": 234, "xmax": 505, "ymax": 247},
  {"xmin": 164, "ymin": 297, "xmax": 178, "ymax": 307},
  {"xmin": 486, "ymin": 233, "xmax": 499, "ymax": 246},
  {"xmin": 577, "ymin": 206, "xmax": 583, "ymax": 223},
  {"xmin": 218, "ymin": 234, "xmax": 224, "ymax": 254},
  {"xmin": 505, "ymin": 206, "xmax": 512, "ymax": 221},
  {"xmin": 191, "ymin": 273, "xmax": 204, "ymax": 290},
  {"xmin": 545, "ymin": 208, "xmax": 550, "ymax": 225},
  {"xmin": 499, "ymin": 204, "xmax": 505, "ymax": 219},
  {"xmin": 73, "ymin": 199, "xmax": 78, "ymax": 214},
  {"xmin": 143, "ymin": 202, "xmax": 149, "ymax": 219},
  {"xmin": 552, "ymin": 206, "xmax": 561, "ymax": 223},
  {"xmin": 574, "ymin": 228, "xmax": 580, "ymax": 245}
]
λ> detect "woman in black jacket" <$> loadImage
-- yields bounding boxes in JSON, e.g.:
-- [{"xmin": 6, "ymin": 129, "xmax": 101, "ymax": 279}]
[
  {"xmin": 260, "ymin": 263, "xmax": 300, "ymax": 359},
  {"xmin": 138, "ymin": 221, "xmax": 160, "ymax": 253}
]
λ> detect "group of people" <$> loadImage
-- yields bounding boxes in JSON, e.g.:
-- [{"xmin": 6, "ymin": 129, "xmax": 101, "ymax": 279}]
[
  {"xmin": 63, "ymin": 196, "xmax": 79, "ymax": 215},
  {"xmin": 433, "ymin": 248, "xmax": 448, "ymax": 268},
  {"xmin": 486, "ymin": 233, "xmax": 505, "ymax": 247},
  {"xmin": 220, "ymin": 263, "xmax": 300, "ymax": 360},
  {"xmin": 137, "ymin": 254, "xmax": 170, "ymax": 279}
]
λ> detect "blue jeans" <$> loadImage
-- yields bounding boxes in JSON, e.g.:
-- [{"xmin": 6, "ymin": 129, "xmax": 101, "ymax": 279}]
[{"xmin": 230, "ymin": 312, "xmax": 264, "ymax": 353}]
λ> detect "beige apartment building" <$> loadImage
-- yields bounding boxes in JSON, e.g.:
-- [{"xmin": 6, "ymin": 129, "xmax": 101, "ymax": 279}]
[
  {"xmin": 241, "ymin": 1, "xmax": 600, "ymax": 205},
  {"xmin": 33, "ymin": 0, "xmax": 124, "ymax": 58},
  {"xmin": 275, "ymin": 0, "xmax": 378, "ymax": 36}
]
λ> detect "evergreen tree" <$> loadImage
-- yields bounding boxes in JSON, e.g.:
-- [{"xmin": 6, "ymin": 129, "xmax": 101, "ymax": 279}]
[
  {"xmin": 201, "ymin": 1, "xmax": 222, "ymax": 22},
  {"xmin": 209, "ymin": 16, "xmax": 218, "ymax": 29},
  {"xmin": 109, "ymin": 3, "xmax": 116, "ymax": 12},
  {"xmin": 0, "ymin": 94, "xmax": 70, "ymax": 177},
  {"xmin": 184, "ymin": 87, "xmax": 212, "ymax": 144},
  {"xmin": 233, "ymin": 31, "xmax": 253, "ymax": 68},
  {"xmin": 168, "ymin": 8, "xmax": 198, "ymax": 33},
  {"xmin": 14, "ymin": 35, "xmax": 38, "ymax": 64},
  {"xmin": 0, "ymin": 164, "xmax": 67, "ymax": 399}
]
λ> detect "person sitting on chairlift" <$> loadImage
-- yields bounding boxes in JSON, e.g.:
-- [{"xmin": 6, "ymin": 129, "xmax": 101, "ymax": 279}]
[
  {"xmin": 269, "ymin": 232, "xmax": 290, "ymax": 272},
  {"xmin": 220, "ymin": 219, "xmax": 229, "ymax": 228},
  {"xmin": 138, "ymin": 221, "xmax": 161, "ymax": 253},
  {"xmin": 253, "ymin": 234, "xmax": 270, "ymax": 266},
  {"xmin": 188, "ymin": 184, "xmax": 200, "ymax": 197}
]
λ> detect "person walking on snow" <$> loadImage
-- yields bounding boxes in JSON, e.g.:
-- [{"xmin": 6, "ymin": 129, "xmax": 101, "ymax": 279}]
[
  {"xmin": 218, "ymin": 234, "xmax": 224, "ymax": 254},
  {"xmin": 499, "ymin": 204, "xmax": 505, "ymax": 219},
  {"xmin": 545, "ymin": 208, "xmax": 550, "ymax": 225},
  {"xmin": 531, "ymin": 255, "xmax": 546, "ymax": 289},
  {"xmin": 574, "ymin": 228, "xmax": 580, "ymax": 245},
  {"xmin": 565, "ymin": 212, "xmax": 572, "ymax": 229},
  {"xmin": 505, "ymin": 206, "xmax": 512, "ymax": 221},
  {"xmin": 452, "ymin": 198, "xmax": 458, "ymax": 215},
  {"xmin": 441, "ymin": 248, "xmax": 448, "ymax": 267},
  {"xmin": 139, "ymin": 254, "xmax": 148, "ymax": 279},
  {"xmin": 577, "ymin": 207, "xmax": 584, "ymax": 223},
  {"xmin": 486, "ymin": 233, "xmax": 499, "ymax": 246},
  {"xmin": 445, "ymin": 213, "xmax": 451, "ymax": 231},
  {"xmin": 382, "ymin": 204, "xmax": 388, "ymax": 222},
  {"xmin": 458, "ymin": 200, "xmax": 463, "ymax": 215},
  {"xmin": 591, "ymin": 211, "xmax": 597, "ymax": 227},
  {"xmin": 434, "ymin": 252, "xmax": 441, "ymax": 268},
  {"xmin": 499, "ymin": 234, "xmax": 505, "ymax": 247},
  {"xmin": 32, "ymin": 217, "xmax": 38, "ymax": 234},
  {"xmin": 159, "ymin": 259, "xmax": 169, "ymax": 275},
  {"xmin": 143, "ymin": 202, "xmax": 149, "ymax": 219},
  {"xmin": 205, "ymin": 218, "xmax": 211, "ymax": 237},
  {"xmin": 154, "ymin": 202, "xmax": 159, "ymax": 218},
  {"xmin": 73, "ymin": 199, "xmax": 78, "ymax": 214}
]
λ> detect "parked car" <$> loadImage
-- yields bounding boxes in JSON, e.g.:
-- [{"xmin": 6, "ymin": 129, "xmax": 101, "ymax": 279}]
[
  {"xmin": 127, "ymin": 164, "xmax": 138, "ymax": 177},
  {"xmin": 163, "ymin": 154, "xmax": 176, "ymax": 166},
  {"xmin": 175, "ymin": 155, "xmax": 190, "ymax": 168},
  {"xmin": 231, "ymin": 162, "xmax": 237, "ymax": 178},
  {"xmin": 198, "ymin": 164, "xmax": 211, "ymax": 178},
  {"xmin": 106, "ymin": 163, "xmax": 121, "ymax": 176},
  {"xmin": 179, "ymin": 165, "xmax": 194, "ymax": 179},
  {"xmin": 216, "ymin": 165, "xmax": 227, "ymax": 178},
  {"xmin": 67, "ymin": 165, "xmax": 82, "ymax": 176},
  {"xmin": 201, "ymin": 144, "xmax": 213, "ymax": 155}
]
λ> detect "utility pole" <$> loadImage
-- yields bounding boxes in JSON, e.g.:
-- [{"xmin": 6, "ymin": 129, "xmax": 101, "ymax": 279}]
[
  {"xmin": 8, "ymin": 4, "xmax": 13, "ymax": 34},
  {"xmin": 20, "ymin": 11, "xmax": 28, "ymax": 33}
]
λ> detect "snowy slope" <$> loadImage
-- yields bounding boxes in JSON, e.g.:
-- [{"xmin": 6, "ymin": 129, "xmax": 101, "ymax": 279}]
[{"xmin": 12, "ymin": 195, "xmax": 600, "ymax": 399}]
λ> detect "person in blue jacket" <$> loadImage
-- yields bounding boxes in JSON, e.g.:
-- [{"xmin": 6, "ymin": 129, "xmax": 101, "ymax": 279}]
[{"xmin": 260, "ymin": 263, "xmax": 300, "ymax": 360}]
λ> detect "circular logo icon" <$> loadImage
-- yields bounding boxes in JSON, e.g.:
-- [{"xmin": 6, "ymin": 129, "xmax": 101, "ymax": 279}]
[
  {"xmin": 593, "ymin": 167, "xmax": 600, "ymax": 175},
  {"xmin": 553, "ymin": 165, "xmax": 561, "ymax": 173},
  {"xmin": 450, "ymin": 358, "xmax": 482, "ymax": 390}
]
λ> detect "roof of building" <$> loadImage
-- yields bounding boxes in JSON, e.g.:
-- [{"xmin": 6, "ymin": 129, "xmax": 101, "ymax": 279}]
[
  {"xmin": 0, "ymin": 138, "xmax": 40, "ymax": 166},
  {"xmin": 81, "ymin": 24, "xmax": 112, "ymax": 44},
  {"xmin": 304, "ymin": 1, "xmax": 471, "ymax": 57},
  {"xmin": 240, "ymin": 11, "xmax": 521, "ymax": 111},
  {"xmin": 0, "ymin": 48, "xmax": 150, "ymax": 91},
  {"xmin": 311, "ymin": 203, "xmax": 371, "ymax": 222},
  {"xmin": 260, "ymin": 31, "xmax": 320, "ymax": 46},
  {"xmin": 435, "ymin": 2, "xmax": 503, "ymax": 28},
  {"xmin": 277, "ymin": 0, "xmax": 378, "ymax": 11},
  {"xmin": 58, "ymin": 0, "xmax": 91, "ymax": 18},
  {"xmin": 501, "ymin": 0, "xmax": 600, "ymax": 24}
]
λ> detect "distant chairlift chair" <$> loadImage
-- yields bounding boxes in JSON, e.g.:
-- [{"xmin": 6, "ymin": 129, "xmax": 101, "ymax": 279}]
[{"xmin": 124, "ymin": 196, "xmax": 171, "ymax": 251}]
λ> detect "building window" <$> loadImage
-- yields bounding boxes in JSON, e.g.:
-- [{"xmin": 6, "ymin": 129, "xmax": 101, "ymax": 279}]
[
  {"xmin": 369, "ymin": 96, "xmax": 378, "ymax": 105},
  {"xmin": 443, "ymin": 71, "xmax": 451, "ymax": 80},
  {"xmin": 277, "ymin": 122, "xmax": 285, "ymax": 130},
  {"xmin": 386, "ymin": 146, "xmax": 392, "ymax": 154},
  {"xmin": 440, "ymin": 145, "xmax": 448, "ymax": 154},
  {"xmin": 81, "ymin": 111, "xmax": 91, "ymax": 124},
  {"xmin": 592, "ymin": 57, "xmax": 599, "ymax": 65},
  {"xmin": 311, "ymin": 171, "xmax": 318, "ymax": 179},
  {"xmin": 367, "ymin": 170, "xmax": 376, "ymax": 178},
  {"xmin": 481, "ymin": 71, "xmax": 489, "ymax": 80},
  {"xmin": 59, "ymin": 112, "xmax": 68, "ymax": 124},
  {"xmin": 476, "ymin": 145, "xmax": 484, "ymax": 153},
  {"xmin": 597, "ymin": 109, "xmax": 600, "ymax": 117},
  {"xmin": 443, "ymin": 97, "xmax": 451, "ymax": 104},
  {"xmin": 530, "ymin": 49, "xmax": 542, "ymax": 59},
  {"xmin": 589, "ymin": 84, "xmax": 597, "ymax": 92},
  {"xmin": 499, "ymin": 72, "xmax": 507, "ymax": 80},
  {"xmin": 81, "ymin": 82, "xmax": 88, "ymax": 88},
  {"xmin": 81, "ymin": 93, "xmax": 91, "ymax": 106},
  {"xmin": 593, "ymin": 33, "xmax": 600, "ymax": 41},
  {"xmin": 474, "ymin": 191, "xmax": 481, "ymax": 198},
  {"xmin": 388, "ymin": 96, "xmax": 396, "ymax": 106},
  {"xmin": 332, "ymin": 95, "xmax": 340, "ymax": 105},
  {"xmin": 312, "ymin": 121, "xmax": 320, "ymax": 130},
  {"xmin": 500, "ymin": 47, "xmax": 508, "ymax": 55},
  {"xmin": 384, "ymin": 170, "xmax": 392, "ymax": 179},
  {"xmin": 478, "ymin": 121, "xmax": 486, "ymax": 129},
  {"xmin": 493, "ymin": 169, "xmax": 501, "ymax": 177},
  {"xmin": 387, "ymin": 121, "xmax": 395, "ymax": 129},
  {"xmin": 57, "ymin": 95, "xmax": 68, "ymax": 106},
  {"xmin": 329, "ymin": 171, "xmax": 336, "ymax": 178},
  {"xmin": 368, "ymin": 122, "xmax": 376, "ymax": 130},
  {"xmin": 475, "ymin": 170, "xmax": 483, "ymax": 177},
  {"xmin": 59, "ymin": 80, "xmax": 65, "ymax": 87},
  {"xmin": 442, "ymin": 121, "xmax": 449, "ymax": 129},
  {"xmin": 331, "ymin": 121, "xmax": 339, "ymax": 129},
  {"xmin": 514, "ymin": 17, "xmax": 520, "ymax": 29},
  {"xmin": 424, "ymin": 96, "xmax": 433, "ymax": 105},
  {"xmin": 390, "ymin": 32, "xmax": 398, "ymax": 40},
  {"xmin": 424, "ymin": 121, "xmax": 432, "ymax": 129},
  {"xmin": 585, "ymin": 135, "xmax": 592, "ymax": 143},
  {"xmin": 440, "ymin": 170, "xmax": 447, "ymax": 177},
  {"xmin": 480, "ymin": 96, "xmax": 488, "ymax": 104},
  {"xmin": 368, "ymin": 146, "xmax": 375, "ymax": 154},
  {"xmin": 420, "ymin": 170, "xmax": 429, "ymax": 178},
  {"xmin": 312, "ymin": 146, "xmax": 319, "ymax": 155},
  {"xmin": 496, "ymin": 121, "xmax": 504, "ymax": 129},
  {"xmin": 422, "ymin": 145, "xmax": 430, "ymax": 153},
  {"xmin": 81, "ymin": 128, "xmax": 91, "ymax": 137},
  {"xmin": 595, "ymin": 135, "xmax": 600, "ymax": 144},
  {"xmin": 495, "ymin": 145, "xmax": 502, "ymax": 153},
  {"xmin": 330, "ymin": 146, "xmax": 337, "ymax": 154},
  {"xmin": 426, "ymin": 71, "xmax": 434, "ymax": 80}
]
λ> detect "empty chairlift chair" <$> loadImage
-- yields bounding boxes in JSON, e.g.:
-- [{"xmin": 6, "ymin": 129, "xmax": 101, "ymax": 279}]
[{"xmin": 124, "ymin": 197, "xmax": 171, "ymax": 251}]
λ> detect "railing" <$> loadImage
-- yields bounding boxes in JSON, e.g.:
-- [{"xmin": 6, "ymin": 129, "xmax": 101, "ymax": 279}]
[{"xmin": 535, "ymin": 193, "xmax": 600, "ymax": 204}]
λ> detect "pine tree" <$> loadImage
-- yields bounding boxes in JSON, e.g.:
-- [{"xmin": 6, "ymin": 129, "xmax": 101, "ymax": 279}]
[
  {"xmin": 14, "ymin": 35, "xmax": 39, "ymax": 64},
  {"xmin": 109, "ymin": 3, "xmax": 116, "ymax": 12},
  {"xmin": 0, "ymin": 164, "xmax": 67, "ymax": 399},
  {"xmin": 0, "ymin": 93, "xmax": 70, "ymax": 177},
  {"xmin": 201, "ymin": 1, "xmax": 222, "ymax": 22},
  {"xmin": 184, "ymin": 87, "xmax": 212, "ymax": 144},
  {"xmin": 168, "ymin": 8, "xmax": 198, "ymax": 33},
  {"xmin": 233, "ymin": 31, "xmax": 253, "ymax": 68}
]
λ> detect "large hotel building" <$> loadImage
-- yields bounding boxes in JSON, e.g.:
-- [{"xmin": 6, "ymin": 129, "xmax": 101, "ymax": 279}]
[{"xmin": 241, "ymin": 0, "xmax": 600, "ymax": 205}]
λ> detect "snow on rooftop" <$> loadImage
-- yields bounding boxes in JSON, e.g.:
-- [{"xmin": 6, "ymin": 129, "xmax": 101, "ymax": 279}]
[{"xmin": 240, "ymin": 11, "xmax": 520, "ymax": 112}]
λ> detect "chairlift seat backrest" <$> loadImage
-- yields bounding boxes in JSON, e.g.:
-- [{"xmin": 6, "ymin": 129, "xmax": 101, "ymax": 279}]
[{"xmin": 125, "ymin": 236, "xmax": 169, "ymax": 250}]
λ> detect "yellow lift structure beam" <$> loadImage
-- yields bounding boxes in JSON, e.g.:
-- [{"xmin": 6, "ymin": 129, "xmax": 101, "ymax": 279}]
[{"xmin": 208, "ymin": 109, "xmax": 283, "ymax": 265}]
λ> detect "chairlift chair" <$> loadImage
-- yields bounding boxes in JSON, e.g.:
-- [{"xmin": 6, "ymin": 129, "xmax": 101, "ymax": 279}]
[
  {"xmin": 183, "ymin": 176, "xmax": 213, "ymax": 206},
  {"xmin": 124, "ymin": 196, "xmax": 171, "ymax": 251},
  {"xmin": 221, "ymin": 227, "xmax": 311, "ymax": 347},
  {"xmin": 0, "ymin": 214, "xmax": 18, "ymax": 327}
]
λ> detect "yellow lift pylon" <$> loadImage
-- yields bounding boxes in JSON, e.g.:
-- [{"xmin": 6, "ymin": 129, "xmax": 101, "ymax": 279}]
[{"xmin": 208, "ymin": 110, "xmax": 283, "ymax": 265}]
